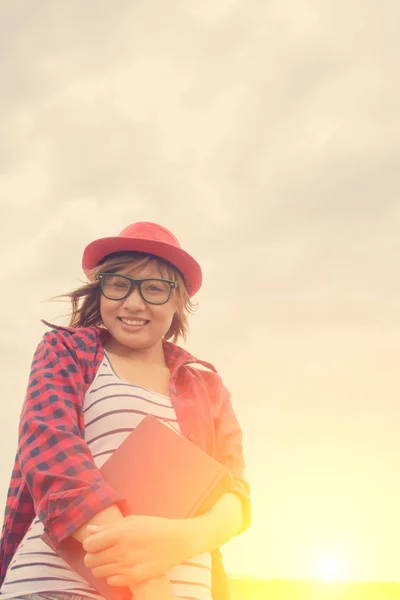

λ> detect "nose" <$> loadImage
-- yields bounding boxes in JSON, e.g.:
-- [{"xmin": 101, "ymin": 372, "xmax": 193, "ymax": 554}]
[{"xmin": 121, "ymin": 285, "xmax": 147, "ymax": 310}]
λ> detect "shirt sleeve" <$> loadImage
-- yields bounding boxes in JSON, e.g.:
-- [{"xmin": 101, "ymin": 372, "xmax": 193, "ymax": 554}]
[
  {"xmin": 213, "ymin": 378, "xmax": 251, "ymax": 533},
  {"xmin": 17, "ymin": 330, "xmax": 125, "ymax": 546}
]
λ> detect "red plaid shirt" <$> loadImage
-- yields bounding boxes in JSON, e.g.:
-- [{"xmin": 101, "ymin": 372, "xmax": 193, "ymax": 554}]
[{"xmin": 0, "ymin": 323, "xmax": 250, "ymax": 585}]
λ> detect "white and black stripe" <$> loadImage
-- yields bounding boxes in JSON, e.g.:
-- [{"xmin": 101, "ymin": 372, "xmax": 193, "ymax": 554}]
[{"xmin": 0, "ymin": 353, "xmax": 212, "ymax": 600}]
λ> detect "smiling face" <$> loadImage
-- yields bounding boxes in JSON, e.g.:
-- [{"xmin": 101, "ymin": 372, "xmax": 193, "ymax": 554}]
[{"xmin": 99, "ymin": 260, "xmax": 177, "ymax": 355}]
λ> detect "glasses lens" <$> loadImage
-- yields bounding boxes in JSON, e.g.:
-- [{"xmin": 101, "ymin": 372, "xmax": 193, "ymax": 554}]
[
  {"xmin": 141, "ymin": 279, "xmax": 171, "ymax": 304},
  {"xmin": 101, "ymin": 274, "xmax": 131, "ymax": 299}
]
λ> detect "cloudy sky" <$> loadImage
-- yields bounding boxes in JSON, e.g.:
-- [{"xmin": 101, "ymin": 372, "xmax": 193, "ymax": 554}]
[{"xmin": 1, "ymin": 0, "xmax": 400, "ymax": 583}]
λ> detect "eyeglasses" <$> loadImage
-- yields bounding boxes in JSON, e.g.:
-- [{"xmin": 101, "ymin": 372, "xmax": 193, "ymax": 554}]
[{"xmin": 97, "ymin": 273, "xmax": 178, "ymax": 305}]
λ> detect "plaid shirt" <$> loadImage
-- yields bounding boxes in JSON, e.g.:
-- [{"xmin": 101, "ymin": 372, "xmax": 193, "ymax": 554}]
[{"xmin": 0, "ymin": 323, "xmax": 250, "ymax": 586}]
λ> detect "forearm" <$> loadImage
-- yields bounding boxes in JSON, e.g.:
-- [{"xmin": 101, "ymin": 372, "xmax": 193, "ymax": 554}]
[
  {"xmin": 72, "ymin": 503, "xmax": 124, "ymax": 543},
  {"xmin": 186, "ymin": 492, "xmax": 243, "ymax": 558},
  {"xmin": 74, "ymin": 505, "xmax": 173, "ymax": 598}
]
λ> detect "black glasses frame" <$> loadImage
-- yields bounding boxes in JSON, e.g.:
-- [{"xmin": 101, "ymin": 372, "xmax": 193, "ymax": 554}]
[{"xmin": 97, "ymin": 272, "xmax": 178, "ymax": 305}]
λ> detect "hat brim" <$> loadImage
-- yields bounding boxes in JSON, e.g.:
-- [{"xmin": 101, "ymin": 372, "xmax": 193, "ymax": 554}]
[{"xmin": 82, "ymin": 237, "xmax": 202, "ymax": 297}]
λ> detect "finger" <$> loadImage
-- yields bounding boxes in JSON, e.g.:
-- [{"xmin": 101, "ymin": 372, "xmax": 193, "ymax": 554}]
[
  {"xmin": 91, "ymin": 562, "xmax": 121, "ymax": 579},
  {"xmin": 86, "ymin": 521, "xmax": 117, "ymax": 533},
  {"xmin": 83, "ymin": 530, "xmax": 119, "ymax": 553},
  {"xmin": 106, "ymin": 565, "xmax": 147, "ymax": 587},
  {"xmin": 84, "ymin": 548, "xmax": 124, "ymax": 568},
  {"xmin": 107, "ymin": 574, "xmax": 132, "ymax": 587},
  {"xmin": 86, "ymin": 525, "xmax": 101, "ymax": 533}
]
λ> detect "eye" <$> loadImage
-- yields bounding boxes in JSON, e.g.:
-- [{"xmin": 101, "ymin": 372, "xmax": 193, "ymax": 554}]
[
  {"xmin": 142, "ymin": 280, "xmax": 169, "ymax": 294},
  {"xmin": 146, "ymin": 285, "xmax": 164, "ymax": 293},
  {"xmin": 102, "ymin": 275, "xmax": 130, "ymax": 289}
]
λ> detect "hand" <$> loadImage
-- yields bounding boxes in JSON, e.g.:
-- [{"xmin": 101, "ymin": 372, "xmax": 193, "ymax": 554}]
[
  {"xmin": 130, "ymin": 575, "xmax": 174, "ymax": 600},
  {"xmin": 82, "ymin": 514, "xmax": 191, "ymax": 586}
]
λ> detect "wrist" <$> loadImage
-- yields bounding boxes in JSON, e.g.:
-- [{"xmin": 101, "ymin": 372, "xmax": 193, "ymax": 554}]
[
  {"xmin": 181, "ymin": 493, "xmax": 244, "ymax": 558},
  {"xmin": 180, "ymin": 514, "xmax": 213, "ymax": 559}
]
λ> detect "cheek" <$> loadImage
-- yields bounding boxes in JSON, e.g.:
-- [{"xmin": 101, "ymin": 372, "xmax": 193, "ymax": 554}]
[
  {"xmin": 99, "ymin": 304, "xmax": 107, "ymax": 326},
  {"xmin": 154, "ymin": 303, "xmax": 176, "ymax": 327},
  {"xmin": 99, "ymin": 297, "xmax": 116, "ymax": 323},
  {"xmin": 99, "ymin": 296, "xmax": 106, "ymax": 319},
  {"xmin": 166, "ymin": 299, "xmax": 178, "ymax": 323}
]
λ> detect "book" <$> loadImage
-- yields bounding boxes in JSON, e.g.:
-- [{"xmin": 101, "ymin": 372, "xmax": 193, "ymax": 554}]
[{"xmin": 42, "ymin": 415, "xmax": 233, "ymax": 600}]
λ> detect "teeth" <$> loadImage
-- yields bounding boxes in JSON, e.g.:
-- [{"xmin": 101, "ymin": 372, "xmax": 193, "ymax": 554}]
[{"xmin": 120, "ymin": 318, "xmax": 147, "ymax": 326}]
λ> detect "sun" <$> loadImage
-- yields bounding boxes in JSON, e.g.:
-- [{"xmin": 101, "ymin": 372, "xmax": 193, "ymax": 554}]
[{"xmin": 316, "ymin": 553, "xmax": 348, "ymax": 581}]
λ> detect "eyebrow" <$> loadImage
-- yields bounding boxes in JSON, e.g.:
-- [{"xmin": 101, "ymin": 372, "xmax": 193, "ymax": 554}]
[{"xmin": 115, "ymin": 272, "xmax": 166, "ymax": 279}]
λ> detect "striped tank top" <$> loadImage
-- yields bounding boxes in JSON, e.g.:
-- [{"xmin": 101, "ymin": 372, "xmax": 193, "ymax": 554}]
[{"xmin": 0, "ymin": 353, "xmax": 212, "ymax": 600}]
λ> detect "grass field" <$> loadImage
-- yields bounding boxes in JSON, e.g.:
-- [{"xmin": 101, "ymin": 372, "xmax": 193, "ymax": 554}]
[{"xmin": 228, "ymin": 577, "xmax": 400, "ymax": 600}]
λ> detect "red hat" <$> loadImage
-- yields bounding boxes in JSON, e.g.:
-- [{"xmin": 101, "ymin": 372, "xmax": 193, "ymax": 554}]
[{"xmin": 82, "ymin": 222, "xmax": 202, "ymax": 297}]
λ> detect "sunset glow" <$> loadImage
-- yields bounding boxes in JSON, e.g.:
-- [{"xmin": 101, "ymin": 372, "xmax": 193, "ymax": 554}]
[
  {"xmin": 316, "ymin": 553, "xmax": 348, "ymax": 582},
  {"xmin": 1, "ymin": 1, "xmax": 399, "ymax": 596}
]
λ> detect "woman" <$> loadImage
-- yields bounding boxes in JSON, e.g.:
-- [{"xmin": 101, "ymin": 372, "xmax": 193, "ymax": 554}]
[{"xmin": 0, "ymin": 222, "xmax": 251, "ymax": 600}]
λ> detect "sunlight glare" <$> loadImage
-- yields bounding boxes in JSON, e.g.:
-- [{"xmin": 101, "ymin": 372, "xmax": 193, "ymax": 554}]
[{"xmin": 316, "ymin": 554, "xmax": 347, "ymax": 581}]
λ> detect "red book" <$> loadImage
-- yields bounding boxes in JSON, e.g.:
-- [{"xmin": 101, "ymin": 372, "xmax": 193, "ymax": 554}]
[{"xmin": 42, "ymin": 415, "xmax": 233, "ymax": 600}]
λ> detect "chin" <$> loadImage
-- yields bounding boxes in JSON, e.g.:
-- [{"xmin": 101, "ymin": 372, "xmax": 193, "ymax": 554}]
[{"xmin": 117, "ymin": 333, "xmax": 162, "ymax": 351}]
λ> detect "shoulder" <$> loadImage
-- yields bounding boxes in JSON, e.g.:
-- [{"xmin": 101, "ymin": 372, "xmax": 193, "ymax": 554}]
[
  {"xmin": 164, "ymin": 340, "xmax": 227, "ymax": 397},
  {"xmin": 41, "ymin": 320, "xmax": 103, "ymax": 346},
  {"xmin": 37, "ymin": 321, "xmax": 104, "ymax": 369},
  {"xmin": 184, "ymin": 359, "xmax": 229, "ymax": 405},
  {"xmin": 185, "ymin": 364, "xmax": 222, "ymax": 385}
]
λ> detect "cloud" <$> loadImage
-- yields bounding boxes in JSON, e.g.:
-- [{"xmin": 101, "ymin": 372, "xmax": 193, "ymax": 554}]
[
  {"xmin": 1, "ymin": 0, "xmax": 399, "ymax": 338},
  {"xmin": 1, "ymin": 0, "xmax": 400, "ymax": 580}
]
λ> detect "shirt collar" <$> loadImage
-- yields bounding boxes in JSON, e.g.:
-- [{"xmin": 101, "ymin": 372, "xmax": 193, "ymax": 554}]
[
  {"xmin": 41, "ymin": 320, "xmax": 217, "ymax": 375},
  {"xmin": 162, "ymin": 339, "xmax": 217, "ymax": 374}
]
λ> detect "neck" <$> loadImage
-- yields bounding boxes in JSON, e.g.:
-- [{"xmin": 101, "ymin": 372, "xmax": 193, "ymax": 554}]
[{"xmin": 104, "ymin": 336, "xmax": 167, "ymax": 366}]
